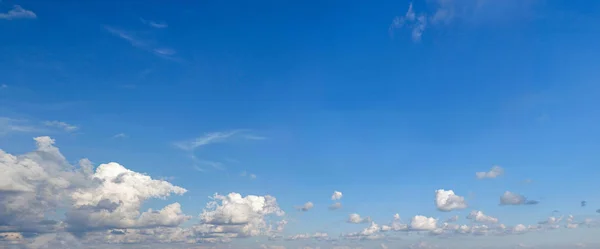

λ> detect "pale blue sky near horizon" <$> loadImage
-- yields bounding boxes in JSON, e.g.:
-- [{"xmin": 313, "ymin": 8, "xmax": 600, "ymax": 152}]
[{"xmin": 1, "ymin": 0, "xmax": 600, "ymax": 248}]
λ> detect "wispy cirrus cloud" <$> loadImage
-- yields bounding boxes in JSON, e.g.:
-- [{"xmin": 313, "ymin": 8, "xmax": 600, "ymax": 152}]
[
  {"xmin": 174, "ymin": 129, "xmax": 264, "ymax": 151},
  {"xmin": 140, "ymin": 18, "xmax": 168, "ymax": 29},
  {"xmin": 104, "ymin": 26, "xmax": 178, "ymax": 61},
  {"xmin": 0, "ymin": 5, "xmax": 36, "ymax": 20},
  {"xmin": 0, "ymin": 117, "xmax": 40, "ymax": 135},
  {"xmin": 43, "ymin": 120, "xmax": 78, "ymax": 132}
]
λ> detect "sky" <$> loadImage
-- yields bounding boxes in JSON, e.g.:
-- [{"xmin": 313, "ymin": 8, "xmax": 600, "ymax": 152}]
[{"xmin": 1, "ymin": 0, "xmax": 600, "ymax": 248}]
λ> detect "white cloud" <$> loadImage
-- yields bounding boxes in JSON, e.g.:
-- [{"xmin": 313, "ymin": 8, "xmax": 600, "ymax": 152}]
[
  {"xmin": 476, "ymin": 165, "xmax": 504, "ymax": 179},
  {"xmin": 348, "ymin": 213, "xmax": 372, "ymax": 224},
  {"xmin": 43, "ymin": 120, "xmax": 78, "ymax": 132},
  {"xmin": 500, "ymin": 191, "xmax": 538, "ymax": 205},
  {"xmin": 112, "ymin": 133, "xmax": 127, "ymax": 139},
  {"xmin": 0, "ymin": 5, "xmax": 36, "ymax": 20},
  {"xmin": 389, "ymin": 3, "xmax": 427, "ymax": 42},
  {"xmin": 329, "ymin": 202, "xmax": 342, "ymax": 210},
  {"xmin": 0, "ymin": 117, "xmax": 40, "ymax": 135},
  {"xmin": 140, "ymin": 18, "xmax": 168, "ymax": 28},
  {"xmin": 67, "ymin": 162, "xmax": 189, "ymax": 230},
  {"xmin": 173, "ymin": 130, "xmax": 244, "ymax": 151},
  {"xmin": 298, "ymin": 202, "xmax": 314, "ymax": 212},
  {"xmin": 198, "ymin": 192, "xmax": 284, "ymax": 238},
  {"xmin": 331, "ymin": 191, "xmax": 343, "ymax": 200},
  {"xmin": 104, "ymin": 26, "xmax": 178, "ymax": 60},
  {"xmin": 410, "ymin": 215, "xmax": 438, "ymax": 231},
  {"xmin": 240, "ymin": 171, "xmax": 257, "ymax": 180},
  {"xmin": 467, "ymin": 210, "xmax": 499, "ymax": 224},
  {"xmin": 435, "ymin": 189, "xmax": 467, "ymax": 211}
]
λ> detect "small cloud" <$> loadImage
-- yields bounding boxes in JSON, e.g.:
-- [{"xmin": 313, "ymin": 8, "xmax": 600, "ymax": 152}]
[
  {"xmin": 297, "ymin": 202, "xmax": 314, "ymax": 212},
  {"xmin": 0, "ymin": 5, "xmax": 36, "ymax": 20},
  {"xmin": 104, "ymin": 26, "xmax": 178, "ymax": 60},
  {"xmin": 476, "ymin": 165, "xmax": 504, "ymax": 179},
  {"xmin": 243, "ymin": 134, "xmax": 267, "ymax": 140},
  {"xmin": 0, "ymin": 84, "xmax": 7, "ymax": 89},
  {"xmin": 348, "ymin": 213, "xmax": 371, "ymax": 224},
  {"xmin": 43, "ymin": 120, "xmax": 78, "ymax": 132},
  {"xmin": 435, "ymin": 189, "xmax": 467, "ymax": 212},
  {"xmin": 500, "ymin": 191, "xmax": 539, "ymax": 206},
  {"xmin": 331, "ymin": 191, "xmax": 343, "ymax": 201},
  {"xmin": 140, "ymin": 18, "xmax": 168, "ymax": 28},
  {"xmin": 112, "ymin": 133, "xmax": 127, "ymax": 139},
  {"xmin": 0, "ymin": 117, "xmax": 40, "ymax": 135},
  {"xmin": 241, "ymin": 171, "xmax": 257, "ymax": 180},
  {"xmin": 328, "ymin": 202, "xmax": 342, "ymax": 210},
  {"xmin": 174, "ymin": 129, "xmax": 264, "ymax": 151},
  {"xmin": 193, "ymin": 165, "xmax": 205, "ymax": 172},
  {"xmin": 389, "ymin": 2, "xmax": 427, "ymax": 42}
]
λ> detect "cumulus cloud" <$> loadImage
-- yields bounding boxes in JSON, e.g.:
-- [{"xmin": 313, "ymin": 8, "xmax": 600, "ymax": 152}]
[
  {"xmin": 66, "ymin": 162, "xmax": 189, "ymax": 230},
  {"xmin": 344, "ymin": 222, "xmax": 383, "ymax": 240},
  {"xmin": 476, "ymin": 165, "xmax": 504, "ymax": 179},
  {"xmin": 298, "ymin": 202, "xmax": 314, "ymax": 212},
  {"xmin": 467, "ymin": 210, "xmax": 499, "ymax": 224},
  {"xmin": 198, "ymin": 192, "xmax": 284, "ymax": 238},
  {"xmin": 0, "ymin": 136, "xmax": 189, "ymax": 235},
  {"xmin": 500, "ymin": 191, "xmax": 538, "ymax": 205},
  {"xmin": 0, "ymin": 5, "xmax": 36, "ymax": 20},
  {"xmin": 331, "ymin": 191, "xmax": 343, "ymax": 200},
  {"xmin": 435, "ymin": 189, "xmax": 467, "ymax": 211},
  {"xmin": 348, "ymin": 213, "xmax": 372, "ymax": 224},
  {"xmin": 410, "ymin": 215, "xmax": 438, "ymax": 231},
  {"xmin": 287, "ymin": 232, "xmax": 329, "ymax": 241}
]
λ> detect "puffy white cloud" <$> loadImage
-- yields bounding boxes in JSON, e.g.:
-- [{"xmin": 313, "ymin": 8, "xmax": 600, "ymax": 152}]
[
  {"xmin": 476, "ymin": 165, "xmax": 504, "ymax": 179},
  {"xmin": 0, "ymin": 136, "xmax": 190, "ymax": 234},
  {"xmin": 435, "ymin": 189, "xmax": 467, "ymax": 211},
  {"xmin": 381, "ymin": 213, "xmax": 408, "ymax": 232},
  {"xmin": 347, "ymin": 213, "xmax": 372, "ymax": 224},
  {"xmin": 344, "ymin": 222, "xmax": 383, "ymax": 240},
  {"xmin": 329, "ymin": 202, "xmax": 342, "ymax": 210},
  {"xmin": 298, "ymin": 202, "xmax": 314, "ymax": 212},
  {"xmin": 0, "ymin": 137, "xmax": 90, "ymax": 232},
  {"xmin": 198, "ymin": 192, "xmax": 284, "ymax": 238},
  {"xmin": 331, "ymin": 191, "xmax": 343, "ymax": 200},
  {"xmin": 287, "ymin": 232, "xmax": 329, "ymax": 241},
  {"xmin": 410, "ymin": 215, "xmax": 438, "ymax": 231},
  {"xmin": 67, "ymin": 162, "xmax": 189, "ymax": 230},
  {"xmin": 513, "ymin": 224, "xmax": 528, "ymax": 234},
  {"xmin": 500, "ymin": 191, "xmax": 538, "ymax": 205},
  {"xmin": 467, "ymin": 211, "xmax": 499, "ymax": 224}
]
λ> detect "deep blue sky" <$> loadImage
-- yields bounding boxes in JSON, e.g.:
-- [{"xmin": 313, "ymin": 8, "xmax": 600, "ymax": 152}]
[{"xmin": 1, "ymin": 0, "xmax": 600, "ymax": 248}]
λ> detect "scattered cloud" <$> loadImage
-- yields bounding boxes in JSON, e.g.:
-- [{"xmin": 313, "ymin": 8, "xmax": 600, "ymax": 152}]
[
  {"xmin": 297, "ymin": 202, "xmax": 314, "ymax": 212},
  {"xmin": 0, "ymin": 84, "xmax": 7, "ymax": 89},
  {"xmin": 140, "ymin": 18, "xmax": 168, "ymax": 28},
  {"xmin": 500, "ymin": 191, "xmax": 539, "ymax": 205},
  {"xmin": 0, "ymin": 117, "xmax": 40, "ymax": 135},
  {"xmin": 476, "ymin": 165, "xmax": 505, "ymax": 179},
  {"xmin": 328, "ymin": 202, "xmax": 342, "ymax": 210},
  {"xmin": 389, "ymin": 2, "xmax": 427, "ymax": 42},
  {"xmin": 104, "ymin": 26, "xmax": 178, "ymax": 60},
  {"xmin": 112, "ymin": 133, "xmax": 127, "ymax": 139},
  {"xmin": 410, "ymin": 215, "xmax": 438, "ymax": 231},
  {"xmin": 43, "ymin": 120, "xmax": 78, "ymax": 132},
  {"xmin": 0, "ymin": 5, "xmax": 36, "ymax": 20},
  {"xmin": 467, "ymin": 210, "xmax": 499, "ymax": 224},
  {"xmin": 173, "ymin": 130, "xmax": 243, "ymax": 151},
  {"xmin": 435, "ymin": 189, "xmax": 467, "ymax": 212},
  {"xmin": 347, "ymin": 213, "xmax": 372, "ymax": 224},
  {"xmin": 331, "ymin": 191, "xmax": 343, "ymax": 200},
  {"xmin": 241, "ymin": 171, "xmax": 257, "ymax": 179}
]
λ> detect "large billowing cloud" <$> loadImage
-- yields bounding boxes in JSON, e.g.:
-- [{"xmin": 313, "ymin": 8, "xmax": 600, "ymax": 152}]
[
  {"xmin": 0, "ymin": 137, "xmax": 188, "ymax": 234},
  {"xmin": 435, "ymin": 189, "xmax": 467, "ymax": 212}
]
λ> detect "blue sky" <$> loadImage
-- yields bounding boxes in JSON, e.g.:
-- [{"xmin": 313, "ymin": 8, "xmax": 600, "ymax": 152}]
[{"xmin": 1, "ymin": 0, "xmax": 600, "ymax": 248}]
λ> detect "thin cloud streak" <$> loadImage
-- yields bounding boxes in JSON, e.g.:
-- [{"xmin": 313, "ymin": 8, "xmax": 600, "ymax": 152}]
[
  {"xmin": 140, "ymin": 18, "xmax": 168, "ymax": 28},
  {"xmin": 103, "ymin": 26, "xmax": 179, "ymax": 61}
]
